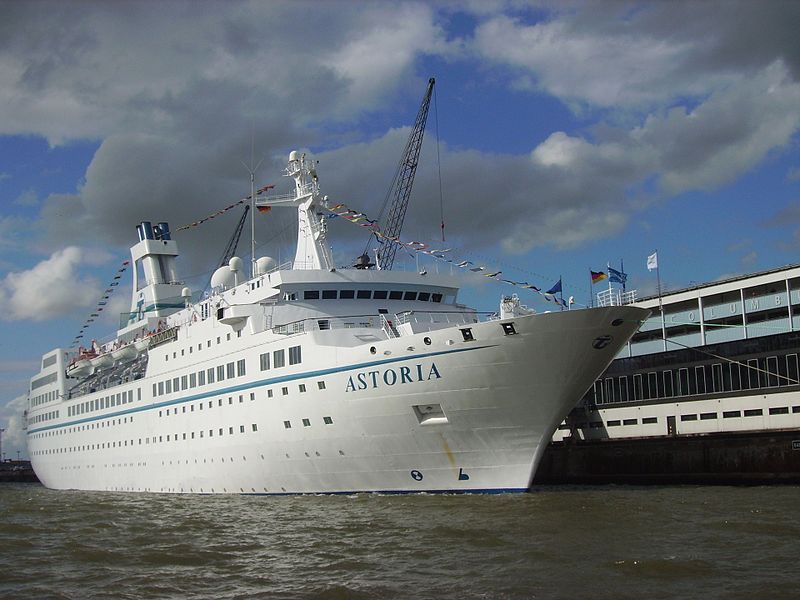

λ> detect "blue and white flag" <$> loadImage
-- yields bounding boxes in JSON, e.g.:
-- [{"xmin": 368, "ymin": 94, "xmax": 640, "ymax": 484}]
[
  {"xmin": 608, "ymin": 266, "xmax": 627, "ymax": 285},
  {"xmin": 546, "ymin": 278, "xmax": 562, "ymax": 295}
]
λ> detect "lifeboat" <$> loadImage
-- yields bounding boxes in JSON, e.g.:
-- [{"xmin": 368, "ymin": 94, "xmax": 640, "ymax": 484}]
[
  {"xmin": 133, "ymin": 338, "xmax": 150, "ymax": 352},
  {"xmin": 90, "ymin": 353, "xmax": 114, "ymax": 370},
  {"xmin": 66, "ymin": 358, "xmax": 93, "ymax": 378},
  {"xmin": 111, "ymin": 344, "xmax": 138, "ymax": 362}
]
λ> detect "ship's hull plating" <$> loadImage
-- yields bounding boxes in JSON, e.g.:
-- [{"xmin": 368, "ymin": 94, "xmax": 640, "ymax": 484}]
[{"xmin": 29, "ymin": 306, "xmax": 646, "ymax": 494}]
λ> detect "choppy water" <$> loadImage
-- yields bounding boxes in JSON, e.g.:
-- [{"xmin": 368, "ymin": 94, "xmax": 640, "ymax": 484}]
[{"xmin": 0, "ymin": 483, "xmax": 798, "ymax": 599}]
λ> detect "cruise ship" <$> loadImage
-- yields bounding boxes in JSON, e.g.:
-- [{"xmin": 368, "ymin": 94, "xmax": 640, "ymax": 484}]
[
  {"xmin": 25, "ymin": 151, "xmax": 648, "ymax": 494},
  {"xmin": 539, "ymin": 266, "xmax": 800, "ymax": 483}
]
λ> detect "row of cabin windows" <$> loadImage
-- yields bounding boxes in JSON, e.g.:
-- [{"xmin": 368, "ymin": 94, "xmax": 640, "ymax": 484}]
[
  {"xmin": 31, "ymin": 414, "xmax": 338, "ymax": 456},
  {"xmin": 301, "ymin": 290, "xmax": 443, "ymax": 302},
  {"xmin": 165, "ymin": 331, "xmax": 242, "ymax": 362},
  {"xmin": 68, "ymin": 389, "xmax": 139, "ymax": 417},
  {"xmin": 31, "ymin": 416, "xmax": 133, "ymax": 440},
  {"xmin": 153, "ymin": 358, "xmax": 247, "ymax": 398},
  {"xmin": 592, "ymin": 353, "xmax": 800, "ymax": 405},
  {"xmin": 29, "ymin": 410, "xmax": 59, "ymax": 425},
  {"xmin": 31, "ymin": 390, "xmax": 59, "ymax": 408},
  {"xmin": 260, "ymin": 345, "xmax": 302, "ymax": 371}
]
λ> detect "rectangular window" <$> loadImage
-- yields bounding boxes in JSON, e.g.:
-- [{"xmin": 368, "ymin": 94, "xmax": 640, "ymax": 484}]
[
  {"xmin": 648, "ymin": 372, "xmax": 658, "ymax": 399},
  {"xmin": 389, "ymin": 291, "xmax": 403, "ymax": 300},
  {"xmin": 431, "ymin": 293, "xmax": 443, "ymax": 303},
  {"xmin": 723, "ymin": 410, "xmax": 741, "ymax": 418},
  {"xmin": 165, "ymin": 380, "xmax": 172, "ymax": 394},
  {"xmin": 339, "ymin": 289, "xmax": 355, "ymax": 299},
  {"xmin": 748, "ymin": 359, "xmax": 760, "ymax": 389},
  {"xmin": 158, "ymin": 381, "xmax": 164, "ymax": 395},
  {"xmin": 680, "ymin": 414, "xmax": 698, "ymax": 421},
  {"xmin": 357, "ymin": 290, "xmax": 372, "ymax": 299},
  {"xmin": 240, "ymin": 425, "xmax": 245, "ymax": 433},
  {"xmin": 623, "ymin": 418, "xmax": 637, "ymax": 426},
  {"xmin": 198, "ymin": 370, "xmax": 206, "ymax": 386},
  {"xmin": 226, "ymin": 362, "xmax": 235, "ymax": 379},
  {"xmin": 642, "ymin": 417, "xmax": 657, "ymax": 424},
  {"xmin": 617, "ymin": 376, "xmax": 629, "ymax": 402},
  {"xmin": 700, "ymin": 412, "xmax": 717, "ymax": 420},
  {"xmin": 767, "ymin": 356, "xmax": 779, "ymax": 387},
  {"xmin": 302, "ymin": 418, "xmax": 311, "ymax": 427},
  {"xmin": 323, "ymin": 416, "xmax": 333, "ymax": 424},
  {"xmin": 304, "ymin": 290, "xmax": 320, "ymax": 299},
  {"xmin": 417, "ymin": 292, "xmax": 430, "ymax": 301},
  {"xmin": 189, "ymin": 373, "xmax": 196, "ymax": 388},
  {"xmin": 318, "ymin": 381, "xmax": 326, "ymax": 390},
  {"xmin": 181, "ymin": 375, "xmax": 188, "ymax": 390},
  {"xmin": 217, "ymin": 365, "xmax": 225, "ymax": 381},
  {"xmin": 712, "ymin": 364, "xmax": 723, "ymax": 393},
  {"xmin": 769, "ymin": 406, "xmax": 789, "ymax": 415},
  {"xmin": 744, "ymin": 409, "xmax": 763, "ymax": 417},
  {"xmin": 604, "ymin": 378, "xmax": 615, "ymax": 403},
  {"xmin": 274, "ymin": 349, "xmax": 285, "ymax": 368},
  {"xmin": 251, "ymin": 423, "xmax": 258, "ymax": 432},
  {"xmin": 289, "ymin": 346, "xmax": 302, "ymax": 365},
  {"xmin": 153, "ymin": 383, "xmax": 157, "ymax": 397},
  {"xmin": 633, "ymin": 373, "xmax": 645, "ymax": 401},
  {"xmin": 663, "ymin": 371, "xmax": 673, "ymax": 398},
  {"xmin": 299, "ymin": 384, "xmax": 306, "ymax": 393},
  {"xmin": 787, "ymin": 354, "xmax": 799, "ymax": 385},
  {"xmin": 237, "ymin": 359, "xmax": 246, "ymax": 377},
  {"xmin": 282, "ymin": 386, "xmax": 288, "ymax": 395},
  {"xmin": 730, "ymin": 363, "xmax": 741, "ymax": 391},
  {"xmin": 260, "ymin": 352, "xmax": 270, "ymax": 371},
  {"xmin": 403, "ymin": 291, "xmax": 418, "ymax": 301},
  {"xmin": 284, "ymin": 420, "xmax": 291, "ymax": 429},
  {"xmin": 373, "ymin": 290, "xmax": 388, "ymax": 299},
  {"xmin": 173, "ymin": 377, "xmax": 180, "ymax": 391},
  {"xmin": 695, "ymin": 366, "xmax": 706, "ymax": 394},
  {"xmin": 322, "ymin": 290, "xmax": 337, "ymax": 299},
  {"xmin": 678, "ymin": 368, "xmax": 689, "ymax": 396},
  {"xmin": 607, "ymin": 420, "xmax": 621, "ymax": 427},
  {"xmin": 207, "ymin": 368, "xmax": 215, "ymax": 384}
]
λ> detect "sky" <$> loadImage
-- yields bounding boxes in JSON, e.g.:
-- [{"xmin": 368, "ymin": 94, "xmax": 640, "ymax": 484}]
[{"xmin": 1, "ymin": 0, "xmax": 800, "ymax": 460}]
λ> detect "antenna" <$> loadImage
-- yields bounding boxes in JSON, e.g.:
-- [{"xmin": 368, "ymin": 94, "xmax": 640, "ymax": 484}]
[{"xmin": 241, "ymin": 132, "xmax": 264, "ymax": 279}]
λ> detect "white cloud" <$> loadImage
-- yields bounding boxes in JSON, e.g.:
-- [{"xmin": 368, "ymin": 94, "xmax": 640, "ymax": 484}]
[
  {"xmin": 13, "ymin": 188, "xmax": 38, "ymax": 206},
  {"xmin": 0, "ymin": 247, "xmax": 100, "ymax": 321}
]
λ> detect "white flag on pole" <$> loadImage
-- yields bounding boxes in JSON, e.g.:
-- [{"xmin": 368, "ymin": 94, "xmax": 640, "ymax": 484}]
[{"xmin": 647, "ymin": 251, "xmax": 658, "ymax": 271}]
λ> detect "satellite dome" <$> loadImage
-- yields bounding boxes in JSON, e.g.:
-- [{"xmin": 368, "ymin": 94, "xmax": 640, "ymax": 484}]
[
  {"xmin": 289, "ymin": 150, "xmax": 300, "ymax": 161},
  {"xmin": 229, "ymin": 256, "xmax": 244, "ymax": 272},
  {"xmin": 255, "ymin": 256, "xmax": 277, "ymax": 275},
  {"xmin": 181, "ymin": 287, "xmax": 192, "ymax": 298},
  {"xmin": 210, "ymin": 266, "xmax": 235, "ymax": 290}
]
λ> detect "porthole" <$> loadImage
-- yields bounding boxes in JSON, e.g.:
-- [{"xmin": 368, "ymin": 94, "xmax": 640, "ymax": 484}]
[
  {"xmin": 370, "ymin": 346, "xmax": 377, "ymax": 354},
  {"xmin": 423, "ymin": 337, "xmax": 432, "ymax": 345}
]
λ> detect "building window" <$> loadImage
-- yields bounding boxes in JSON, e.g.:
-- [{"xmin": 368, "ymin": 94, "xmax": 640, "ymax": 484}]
[
  {"xmin": 302, "ymin": 418, "xmax": 311, "ymax": 427},
  {"xmin": 460, "ymin": 328, "xmax": 474, "ymax": 342},
  {"xmin": 260, "ymin": 352, "xmax": 270, "ymax": 371},
  {"xmin": 284, "ymin": 421, "xmax": 291, "ymax": 429},
  {"xmin": 274, "ymin": 349, "xmax": 285, "ymax": 368},
  {"xmin": 282, "ymin": 387, "xmax": 288, "ymax": 396},
  {"xmin": 199, "ymin": 370, "xmax": 206, "ymax": 386},
  {"xmin": 318, "ymin": 381, "xmax": 326, "ymax": 390},
  {"xmin": 251, "ymin": 423, "xmax": 258, "ymax": 432},
  {"xmin": 323, "ymin": 416, "xmax": 333, "ymax": 424},
  {"xmin": 189, "ymin": 373, "xmax": 196, "ymax": 388},
  {"xmin": 237, "ymin": 359, "xmax": 246, "ymax": 377},
  {"xmin": 217, "ymin": 365, "xmax": 225, "ymax": 381},
  {"xmin": 226, "ymin": 362, "xmax": 235, "ymax": 379},
  {"xmin": 207, "ymin": 368, "xmax": 215, "ymax": 384},
  {"xmin": 267, "ymin": 389, "xmax": 273, "ymax": 398},
  {"xmin": 299, "ymin": 384, "xmax": 306, "ymax": 393}
]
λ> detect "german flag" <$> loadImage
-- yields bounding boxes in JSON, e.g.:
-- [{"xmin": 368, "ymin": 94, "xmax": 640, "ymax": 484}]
[{"xmin": 591, "ymin": 270, "xmax": 608, "ymax": 284}]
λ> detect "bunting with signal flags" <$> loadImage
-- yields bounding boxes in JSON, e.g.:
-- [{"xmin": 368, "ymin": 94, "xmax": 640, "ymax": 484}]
[
  {"xmin": 175, "ymin": 184, "xmax": 275, "ymax": 232},
  {"xmin": 322, "ymin": 201, "xmax": 568, "ymax": 307},
  {"xmin": 70, "ymin": 260, "xmax": 130, "ymax": 348}
]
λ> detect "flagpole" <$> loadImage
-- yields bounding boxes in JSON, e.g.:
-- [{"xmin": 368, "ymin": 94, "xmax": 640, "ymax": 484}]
[
  {"xmin": 589, "ymin": 270, "xmax": 593, "ymax": 308},
  {"xmin": 654, "ymin": 249, "xmax": 666, "ymax": 351}
]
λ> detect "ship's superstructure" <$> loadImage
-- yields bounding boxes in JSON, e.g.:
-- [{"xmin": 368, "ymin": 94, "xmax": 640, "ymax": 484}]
[
  {"xmin": 554, "ymin": 265, "xmax": 800, "ymax": 443},
  {"xmin": 25, "ymin": 152, "xmax": 648, "ymax": 494}
]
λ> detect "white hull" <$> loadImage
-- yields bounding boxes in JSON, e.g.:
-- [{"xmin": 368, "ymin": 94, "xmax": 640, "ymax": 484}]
[{"xmin": 29, "ymin": 306, "xmax": 645, "ymax": 494}]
